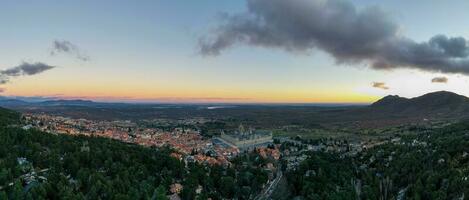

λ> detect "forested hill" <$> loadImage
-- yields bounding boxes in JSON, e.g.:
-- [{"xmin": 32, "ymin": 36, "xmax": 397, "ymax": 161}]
[
  {"xmin": 0, "ymin": 107, "xmax": 19, "ymax": 127},
  {"xmin": 0, "ymin": 110, "xmax": 183, "ymax": 199},
  {"xmin": 286, "ymin": 122, "xmax": 469, "ymax": 199},
  {"xmin": 0, "ymin": 108, "xmax": 269, "ymax": 199},
  {"xmin": 366, "ymin": 91, "xmax": 469, "ymax": 118}
]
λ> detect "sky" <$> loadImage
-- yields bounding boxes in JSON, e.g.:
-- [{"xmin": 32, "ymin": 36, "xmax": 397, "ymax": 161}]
[{"xmin": 1, "ymin": 0, "xmax": 469, "ymax": 103}]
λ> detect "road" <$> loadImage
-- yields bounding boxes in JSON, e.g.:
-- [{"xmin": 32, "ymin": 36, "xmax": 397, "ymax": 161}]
[{"xmin": 254, "ymin": 166, "xmax": 283, "ymax": 200}]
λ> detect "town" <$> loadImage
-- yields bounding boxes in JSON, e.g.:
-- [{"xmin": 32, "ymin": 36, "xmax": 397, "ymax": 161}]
[
  {"xmin": 21, "ymin": 113, "xmax": 399, "ymax": 168},
  {"xmin": 4, "ymin": 108, "xmax": 467, "ymax": 199},
  {"xmin": 21, "ymin": 114, "xmax": 282, "ymax": 167}
]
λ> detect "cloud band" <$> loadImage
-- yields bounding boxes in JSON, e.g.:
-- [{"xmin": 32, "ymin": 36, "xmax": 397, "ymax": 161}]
[{"xmin": 199, "ymin": 0, "xmax": 469, "ymax": 75}]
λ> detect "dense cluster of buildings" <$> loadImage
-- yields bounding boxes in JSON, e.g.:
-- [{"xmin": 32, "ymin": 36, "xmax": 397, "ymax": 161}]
[
  {"xmin": 23, "ymin": 114, "xmax": 240, "ymax": 166},
  {"xmin": 19, "ymin": 113, "xmax": 284, "ymax": 199}
]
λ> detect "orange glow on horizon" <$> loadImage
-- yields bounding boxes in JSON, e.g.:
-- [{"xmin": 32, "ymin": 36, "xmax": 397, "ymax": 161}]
[
  {"xmin": 3, "ymin": 87, "xmax": 379, "ymax": 103},
  {"xmin": 2, "ymin": 72, "xmax": 381, "ymax": 103}
]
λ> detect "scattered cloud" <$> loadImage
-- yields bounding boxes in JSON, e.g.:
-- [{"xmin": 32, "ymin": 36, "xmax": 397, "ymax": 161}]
[
  {"xmin": 372, "ymin": 82, "xmax": 389, "ymax": 90},
  {"xmin": 0, "ymin": 62, "xmax": 56, "ymax": 85},
  {"xmin": 431, "ymin": 76, "xmax": 448, "ymax": 83},
  {"xmin": 199, "ymin": 0, "xmax": 469, "ymax": 75},
  {"xmin": 0, "ymin": 88, "xmax": 5, "ymax": 93},
  {"xmin": 51, "ymin": 40, "xmax": 90, "ymax": 61},
  {"xmin": 2, "ymin": 62, "xmax": 55, "ymax": 77},
  {"xmin": 0, "ymin": 77, "xmax": 8, "ymax": 85}
]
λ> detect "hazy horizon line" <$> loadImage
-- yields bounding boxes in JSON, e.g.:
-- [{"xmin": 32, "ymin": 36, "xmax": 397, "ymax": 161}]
[{"xmin": 0, "ymin": 95, "xmax": 371, "ymax": 106}]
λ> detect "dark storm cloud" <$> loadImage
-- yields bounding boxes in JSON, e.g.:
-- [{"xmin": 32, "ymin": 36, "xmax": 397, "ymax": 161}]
[
  {"xmin": 199, "ymin": 0, "xmax": 469, "ymax": 75},
  {"xmin": 51, "ymin": 40, "xmax": 90, "ymax": 61},
  {"xmin": 431, "ymin": 76, "xmax": 448, "ymax": 83},
  {"xmin": 0, "ymin": 62, "xmax": 55, "ymax": 84},
  {"xmin": 372, "ymin": 82, "xmax": 389, "ymax": 90}
]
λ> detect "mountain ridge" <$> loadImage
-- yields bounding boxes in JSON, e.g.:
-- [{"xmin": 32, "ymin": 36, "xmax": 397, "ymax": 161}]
[
  {"xmin": 366, "ymin": 91, "xmax": 469, "ymax": 118},
  {"xmin": 1, "ymin": 91, "xmax": 469, "ymax": 124}
]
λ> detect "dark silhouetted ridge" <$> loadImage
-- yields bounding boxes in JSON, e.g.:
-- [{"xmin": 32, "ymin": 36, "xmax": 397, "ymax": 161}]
[
  {"xmin": 371, "ymin": 95, "xmax": 408, "ymax": 107},
  {"xmin": 368, "ymin": 91, "xmax": 469, "ymax": 118}
]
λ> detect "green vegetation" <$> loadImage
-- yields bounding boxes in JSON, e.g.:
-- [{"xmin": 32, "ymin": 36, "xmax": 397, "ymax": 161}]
[
  {"xmin": 286, "ymin": 122, "xmax": 469, "ymax": 199},
  {"xmin": 199, "ymin": 121, "xmax": 226, "ymax": 137},
  {"xmin": 0, "ymin": 126, "xmax": 183, "ymax": 199},
  {"xmin": 0, "ymin": 107, "xmax": 19, "ymax": 127},
  {"xmin": 273, "ymin": 128, "xmax": 359, "ymax": 140},
  {"xmin": 0, "ymin": 109, "xmax": 269, "ymax": 199}
]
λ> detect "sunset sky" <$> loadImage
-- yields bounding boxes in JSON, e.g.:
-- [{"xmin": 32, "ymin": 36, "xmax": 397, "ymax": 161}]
[{"xmin": 2, "ymin": 0, "xmax": 469, "ymax": 103}]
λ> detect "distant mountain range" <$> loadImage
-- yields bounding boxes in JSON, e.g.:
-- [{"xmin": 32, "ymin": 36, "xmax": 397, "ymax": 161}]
[
  {"xmin": 1, "ymin": 91, "xmax": 469, "ymax": 123},
  {"xmin": 0, "ymin": 98, "xmax": 100, "ymax": 107},
  {"xmin": 362, "ymin": 91, "xmax": 469, "ymax": 119}
]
